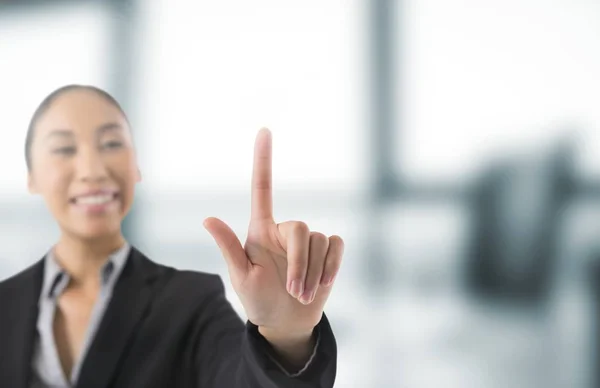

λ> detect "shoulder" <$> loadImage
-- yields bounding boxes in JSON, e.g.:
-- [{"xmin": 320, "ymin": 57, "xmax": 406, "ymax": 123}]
[
  {"xmin": 0, "ymin": 259, "xmax": 44, "ymax": 298},
  {"xmin": 132, "ymin": 247, "xmax": 228, "ymax": 300},
  {"xmin": 130, "ymin": 248, "xmax": 236, "ymax": 324},
  {"xmin": 0, "ymin": 259, "xmax": 44, "ymax": 318},
  {"xmin": 163, "ymin": 267, "xmax": 226, "ymax": 297}
]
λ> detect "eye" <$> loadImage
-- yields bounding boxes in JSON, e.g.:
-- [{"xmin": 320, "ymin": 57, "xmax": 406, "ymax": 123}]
[
  {"xmin": 102, "ymin": 140, "xmax": 123, "ymax": 149},
  {"xmin": 52, "ymin": 146, "xmax": 76, "ymax": 155}
]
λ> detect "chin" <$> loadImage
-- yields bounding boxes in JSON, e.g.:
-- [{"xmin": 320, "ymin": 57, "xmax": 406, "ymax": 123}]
[{"xmin": 68, "ymin": 220, "xmax": 123, "ymax": 242}]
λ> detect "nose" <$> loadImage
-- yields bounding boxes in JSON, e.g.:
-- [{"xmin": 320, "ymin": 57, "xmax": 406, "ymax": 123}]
[{"xmin": 76, "ymin": 146, "xmax": 109, "ymax": 182}]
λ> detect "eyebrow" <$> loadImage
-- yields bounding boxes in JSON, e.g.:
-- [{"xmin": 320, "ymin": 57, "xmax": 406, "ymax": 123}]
[
  {"xmin": 97, "ymin": 122, "xmax": 123, "ymax": 134},
  {"xmin": 44, "ymin": 122, "xmax": 124, "ymax": 141},
  {"xmin": 44, "ymin": 129, "xmax": 73, "ymax": 141}
]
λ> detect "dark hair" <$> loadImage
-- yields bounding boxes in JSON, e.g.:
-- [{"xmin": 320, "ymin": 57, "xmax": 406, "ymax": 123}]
[{"xmin": 25, "ymin": 84, "xmax": 128, "ymax": 171}]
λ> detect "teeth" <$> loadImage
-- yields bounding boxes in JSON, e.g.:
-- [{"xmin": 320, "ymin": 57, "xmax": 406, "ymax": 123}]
[{"xmin": 76, "ymin": 194, "xmax": 113, "ymax": 205}]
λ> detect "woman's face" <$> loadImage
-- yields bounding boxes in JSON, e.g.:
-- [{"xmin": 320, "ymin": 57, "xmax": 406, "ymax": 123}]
[{"xmin": 27, "ymin": 89, "xmax": 141, "ymax": 240}]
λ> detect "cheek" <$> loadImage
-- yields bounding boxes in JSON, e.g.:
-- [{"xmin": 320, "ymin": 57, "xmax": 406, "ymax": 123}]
[
  {"xmin": 37, "ymin": 172, "xmax": 71, "ymax": 208},
  {"xmin": 113, "ymin": 157, "xmax": 139, "ymax": 204},
  {"xmin": 122, "ymin": 171, "xmax": 137, "ymax": 199}
]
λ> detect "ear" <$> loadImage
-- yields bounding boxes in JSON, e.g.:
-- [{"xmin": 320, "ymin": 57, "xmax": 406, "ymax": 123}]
[
  {"xmin": 27, "ymin": 172, "xmax": 38, "ymax": 194},
  {"xmin": 136, "ymin": 167, "xmax": 142, "ymax": 183}
]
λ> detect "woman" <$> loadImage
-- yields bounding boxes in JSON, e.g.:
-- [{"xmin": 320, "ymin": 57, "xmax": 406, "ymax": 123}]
[{"xmin": 0, "ymin": 85, "xmax": 343, "ymax": 388}]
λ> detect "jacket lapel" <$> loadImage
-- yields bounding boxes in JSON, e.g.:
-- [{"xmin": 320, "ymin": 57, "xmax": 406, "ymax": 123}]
[
  {"xmin": 75, "ymin": 247, "xmax": 162, "ymax": 388},
  {"xmin": 0, "ymin": 259, "xmax": 44, "ymax": 388}
]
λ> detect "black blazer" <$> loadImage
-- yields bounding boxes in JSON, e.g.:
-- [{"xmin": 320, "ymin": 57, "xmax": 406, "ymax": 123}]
[{"xmin": 0, "ymin": 247, "xmax": 337, "ymax": 388}]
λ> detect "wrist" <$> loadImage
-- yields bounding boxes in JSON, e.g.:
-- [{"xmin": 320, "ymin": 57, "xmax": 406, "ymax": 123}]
[
  {"xmin": 258, "ymin": 326, "xmax": 314, "ymax": 344},
  {"xmin": 258, "ymin": 326, "xmax": 316, "ymax": 368}
]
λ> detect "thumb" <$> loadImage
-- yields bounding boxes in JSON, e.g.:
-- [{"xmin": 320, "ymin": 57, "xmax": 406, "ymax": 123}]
[{"xmin": 203, "ymin": 217, "xmax": 250, "ymax": 279}]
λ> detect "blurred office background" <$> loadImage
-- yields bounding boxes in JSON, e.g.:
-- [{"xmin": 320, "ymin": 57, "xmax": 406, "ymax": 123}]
[{"xmin": 1, "ymin": 0, "xmax": 600, "ymax": 386}]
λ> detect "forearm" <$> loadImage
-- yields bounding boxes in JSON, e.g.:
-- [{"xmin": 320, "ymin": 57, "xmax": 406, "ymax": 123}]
[{"xmin": 197, "ymin": 324, "xmax": 322, "ymax": 388}]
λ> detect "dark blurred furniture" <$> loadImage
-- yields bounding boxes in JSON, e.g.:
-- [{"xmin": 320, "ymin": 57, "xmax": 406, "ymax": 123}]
[
  {"xmin": 589, "ymin": 257, "xmax": 600, "ymax": 388},
  {"xmin": 465, "ymin": 141, "xmax": 575, "ymax": 304}
]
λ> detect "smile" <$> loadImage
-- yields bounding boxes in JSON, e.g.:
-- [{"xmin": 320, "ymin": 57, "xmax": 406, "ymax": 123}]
[
  {"xmin": 73, "ymin": 193, "xmax": 116, "ymax": 205},
  {"xmin": 70, "ymin": 191, "xmax": 120, "ymax": 214}
]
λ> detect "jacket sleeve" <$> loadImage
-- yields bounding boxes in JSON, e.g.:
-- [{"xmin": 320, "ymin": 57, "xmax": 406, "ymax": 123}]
[{"xmin": 191, "ymin": 275, "xmax": 337, "ymax": 388}]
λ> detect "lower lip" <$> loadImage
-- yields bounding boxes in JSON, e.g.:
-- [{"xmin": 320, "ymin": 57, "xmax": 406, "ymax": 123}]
[{"xmin": 71, "ymin": 195, "xmax": 119, "ymax": 214}]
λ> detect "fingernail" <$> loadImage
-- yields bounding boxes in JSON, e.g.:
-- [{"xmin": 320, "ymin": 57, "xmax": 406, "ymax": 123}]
[
  {"xmin": 322, "ymin": 274, "xmax": 336, "ymax": 287},
  {"xmin": 300, "ymin": 289, "xmax": 315, "ymax": 305},
  {"xmin": 290, "ymin": 280, "xmax": 303, "ymax": 298}
]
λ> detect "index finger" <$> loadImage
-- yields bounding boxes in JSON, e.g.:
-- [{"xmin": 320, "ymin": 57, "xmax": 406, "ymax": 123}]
[{"xmin": 251, "ymin": 128, "xmax": 273, "ymax": 221}]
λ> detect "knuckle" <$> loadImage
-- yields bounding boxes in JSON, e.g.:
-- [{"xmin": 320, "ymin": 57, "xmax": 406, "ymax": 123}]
[
  {"xmin": 288, "ymin": 264, "xmax": 305, "ymax": 277},
  {"xmin": 307, "ymin": 266, "xmax": 322, "ymax": 278},
  {"xmin": 330, "ymin": 235, "xmax": 344, "ymax": 249},
  {"xmin": 291, "ymin": 221, "xmax": 310, "ymax": 235},
  {"xmin": 326, "ymin": 256, "xmax": 340, "ymax": 268},
  {"xmin": 305, "ymin": 270, "xmax": 322, "ymax": 287},
  {"xmin": 254, "ymin": 179, "xmax": 271, "ymax": 191},
  {"xmin": 310, "ymin": 231, "xmax": 328, "ymax": 245}
]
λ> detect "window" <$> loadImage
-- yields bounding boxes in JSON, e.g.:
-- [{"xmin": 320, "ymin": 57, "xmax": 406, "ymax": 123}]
[
  {"xmin": 398, "ymin": 0, "xmax": 600, "ymax": 183},
  {"xmin": 134, "ymin": 0, "xmax": 367, "ymax": 194},
  {"xmin": 0, "ymin": 3, "xmax": 111, "ymax": 199},
  {"xmin": 0, "ymin": 3, "xmax": 112, "ymax": 275}
]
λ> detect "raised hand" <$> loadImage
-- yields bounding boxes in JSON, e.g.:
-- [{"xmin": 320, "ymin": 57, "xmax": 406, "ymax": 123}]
[{"xmin": 203, "ymin": 128, "xmax": 344, "ymax": 339}]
